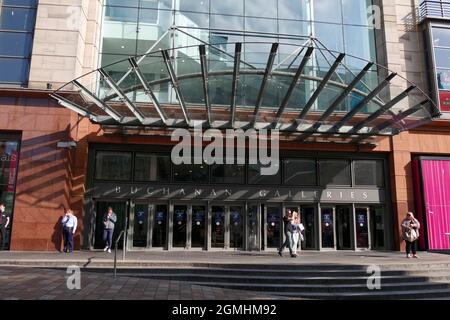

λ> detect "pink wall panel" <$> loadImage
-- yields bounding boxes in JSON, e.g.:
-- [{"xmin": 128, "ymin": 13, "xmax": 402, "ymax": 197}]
[{"xmin": 421, "ymin": 160, "xmax": 450, "ymax": 250}]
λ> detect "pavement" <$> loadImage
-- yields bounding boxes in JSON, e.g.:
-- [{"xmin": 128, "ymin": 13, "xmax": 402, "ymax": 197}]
[
  {"xmin": 0, "ymin": 266, "xmax": 280, "ymax": 300},
  {"xmin": 0, "ymin": 250, "xmax": 449, "ymax": 268}
]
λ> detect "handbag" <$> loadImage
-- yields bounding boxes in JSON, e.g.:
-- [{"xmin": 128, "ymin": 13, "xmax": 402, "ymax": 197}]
[{"xmin": 404, "ymin": 228, "xmax": 418, "ymax": 242}]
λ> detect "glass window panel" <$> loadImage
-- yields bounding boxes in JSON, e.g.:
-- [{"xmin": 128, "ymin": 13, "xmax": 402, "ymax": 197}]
[
  {"xmin": 134, "ymin": 154, "xmax": 170, "ymax": 182},
  {"xmin": 343, "ymin": 0, "xmax": 373, "ymax": 26},
  {"xmin": 0, "ymin": 58, "xmax": 29, "ymax": 84},
  {"xmin": 3, "ymin": 0, "xmax": 37, "ymax": 6},
  {"xmin": 95, "ymin": 151, "xmax": 132, "ymax": 181},
  {"xmin": 105, "ymin": 0, "xmax": 139, "ymax": 7},
  {"xmin": 0, "ymin": 7, "xmax": 36, "ymax": 31},
  {"xmin": 319, "ymin": 159, "xmax": 351, "ymax": 186},
  {"xmin": 210, "ymin": 14, "xmax": 244, "ymax": 31},
  {"xmin": 179, "ymin": 0, "xmax": 209, "ymax": 12},
  {"xmin": 432, "ymin": 27, "xmax": 450, "ymax": 48},
  {"xmin": 139, "ymin": 8, "xmax": 159, "ymax": 24},
  {"xmin": 279, "ymin": 19, "xmax": 310, "ymax": 36},
  {"xmin": 313, "ymin": 0, "xmax": 342, "ymax": 24},
  {"xmin": 248, "ymin": 164, "xmax": 281, "ymax": 185},
  {"xmin": 245, "ymin": 0, "xmax": 277, "ymax": 18},
  {"xmin": 314, "ymin": 22, "xmax": 344, "ymax": 52},
  {"xmin": 344, "ymin": 25, "xmax": 376, "ymax": 63},
  {"xmin": 245, "ymin": 17, "xmax": 278, "ymax": 34},
  {"xmin": 211, "ymin": 0, "xmax": 244, "ymax": 15},
  {"xmin": 175, "ymin": 11, "xmax": 210, "ymax": 28},
  {"xmin": 278, "ymin": 0, "xmax": 311, "ymax": 20},
  {"xmin": 0, "ymin": 32, "xmax": 33, "ymax": 57},
  {"xmin": 104, "ymin": 5, "xmax": 138, "ymax": 23},
  {"xmin": 140, "ymin": 0, "xmax": 160, "ymax": 9},
  {"xmin": 435, "ymin": 48, "xmax": 450, "ymax": 69},
  {"xmin": 284, "ymin": 159, "xmax": 317, "ymax": 186},
  {"xmin": 354, "ymin": 160, "xmax": 384, "ymax": 187},
  {"xmin": 0, "ymin": 141, "xmax": 19, "ymax": 186},
  {"xmin": 437, "ymin": 69, "xmax": 450, "ymax": 90},
  {"xmin": 173, "ymin": 164, "xmax": 209, "ymax": 182},
  {"xmin": 211, "ymin": 164, "xmax": 245, "ymax": 184}
]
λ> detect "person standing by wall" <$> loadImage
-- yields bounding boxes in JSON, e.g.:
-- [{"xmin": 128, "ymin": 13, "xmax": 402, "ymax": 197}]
[
  {"xmin": 401, "ymin": 212, "xmax": 421, "ymax": 258},
  {"xmin": 61, "ymin": 209, "xmax": 77, "ymax": 253},
  {"xmin": 0, "ymin": 203, "xmax": 10, "ymax": 250},
  {"xmin": 103, "ymin": 207, "xmax": 117, "ymax": 253}
]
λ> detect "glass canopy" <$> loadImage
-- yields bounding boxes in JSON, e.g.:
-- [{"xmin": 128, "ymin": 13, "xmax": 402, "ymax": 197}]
[{"xmin": 51, "ymin": 40, "xmax": 440, "ymax": 145}]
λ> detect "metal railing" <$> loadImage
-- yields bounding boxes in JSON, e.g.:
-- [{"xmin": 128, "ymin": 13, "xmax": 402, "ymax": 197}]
[
  {"xmin": 113, "ymin": 229, "xmax": 127, "ymax": 278},
  {"xmin": 419, "ymin": 1, "xmax": 450, "ymax": 21}
]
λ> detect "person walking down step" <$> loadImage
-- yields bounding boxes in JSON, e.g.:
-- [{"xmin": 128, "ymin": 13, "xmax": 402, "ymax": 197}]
[
  {"xmin": 401, "ymin": 212, "xmax": 421, "ymax": 259},
  {"xmin": 290, "ymin": 211, "xmax": 305, "ymax": 257},
  {"xmin": 278, "ymin": 209, "xmax": 294, "ymax": 257},
  {"xmin": 103, "ymin": 207, "xmax": 117, "ymax": 253},
  {"xmin": 61, "ymin": 209, "xmax": 77, "ymax": 253}
]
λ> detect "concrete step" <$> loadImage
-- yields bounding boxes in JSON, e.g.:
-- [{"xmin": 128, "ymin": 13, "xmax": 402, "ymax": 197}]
[
  {"xmin": 171, "ymin": 280, "xmax": 450, "ymax": 293},
  {"xmin": 116, "ymin": 272, "xmax": 450, "ymax": 285}
]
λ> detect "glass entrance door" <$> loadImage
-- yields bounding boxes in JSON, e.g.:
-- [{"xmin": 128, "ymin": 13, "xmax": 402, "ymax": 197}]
[
  {"xmin": 94, "ymin": 201, "xmax": 128, "ymax": 249},
  {"xmin": 173, "ymin": 205, "xmax": 187, "ymax": 248},
  {"xmin": 321, "ymin": 207, "xmax": 335, "ymax": 249},
  {"xmin": 336, "ymin": 206, "xmax": 353, "ymax": 250},
  {"xmin": 370, "ymin": 206, "xmax": 384, "ymax": 249},
  {"xmin": 266, "ymin": 205, "xmax": 282, "ymax": 249},
  {"xmin": 230, "ymin": 205, "xmax": 244, "ymax": 249},
  {"xmin": 152, "ymin": 204, "xmax": 168, "ymax": 248},
  {"xmin": 247, "ymin": 204, "xmax": 260, "ymax": 251},
  {"xmin": 211, "ymin": 205, "xmax": 226, "ymax": 248},
  {"xmin": 356, "ymin": 207, "xmax": 370, "ymax": 249},
  {"xmin": 301, "ymin": 206, "xmax": 317, "ymax": 250},
  {"xmin": 191, "ymin": 205, "xmax": 206, "ymax": 248},
  {"xmin": 132, "ymin": 203, "xmax": 149, "ymax": 248}
]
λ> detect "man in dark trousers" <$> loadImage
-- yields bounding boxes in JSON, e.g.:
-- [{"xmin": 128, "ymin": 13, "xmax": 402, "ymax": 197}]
[
  {"xmin": 61, "ymin": 209, "xmax": 77, "ymax": 253},
  {"xmin": 278, "ymin": 209, "xmax": 294, "ymax": 257},
  {"xmin": 0, "ymin": 203, "xmax": 10, "ymax": 250}
]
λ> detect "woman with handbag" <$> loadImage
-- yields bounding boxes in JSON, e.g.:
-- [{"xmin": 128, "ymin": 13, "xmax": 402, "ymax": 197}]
[
  {"xmin": 290, "ymin": 211, "xmax": 305, "ymax": 258},
  {"xmin": 401, "ymin": 212, "xmax": 421, "ymax": 258}
]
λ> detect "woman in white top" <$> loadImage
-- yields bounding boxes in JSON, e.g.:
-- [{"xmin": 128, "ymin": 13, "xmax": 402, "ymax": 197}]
[{"xmin": 290, "ymin": 211, "xmax": 305, "ymax": 257}]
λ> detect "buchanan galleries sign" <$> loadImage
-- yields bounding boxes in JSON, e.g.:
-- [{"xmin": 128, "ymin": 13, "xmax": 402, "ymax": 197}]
[{"xmin": 90, "ymin": 184, "xmax": 385, "ymax": 203}]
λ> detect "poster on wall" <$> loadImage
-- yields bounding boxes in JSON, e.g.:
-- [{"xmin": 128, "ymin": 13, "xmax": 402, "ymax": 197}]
[{"xmin": 440, "ymin": 91, "xmax": 450, "ymax": 112}]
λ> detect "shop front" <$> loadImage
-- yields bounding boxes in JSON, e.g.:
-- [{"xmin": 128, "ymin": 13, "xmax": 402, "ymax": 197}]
[{"xmin": 83, "ymin": 144, "xmax": 392, "ymax": 252}]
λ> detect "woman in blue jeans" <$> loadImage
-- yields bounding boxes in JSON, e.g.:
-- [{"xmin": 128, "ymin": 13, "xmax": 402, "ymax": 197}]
[{"xmin": 103, "ymin": 207, "xmax": 117, "ymax": 253}]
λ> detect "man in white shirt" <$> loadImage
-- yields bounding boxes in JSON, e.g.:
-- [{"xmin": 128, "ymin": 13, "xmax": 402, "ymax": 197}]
[
  {"xmin": 0, "ymin": 203, "xmax": 10, "ymax": 250},
  {"xmin": 61, "ymin": 209, "xmax": 77, "ymax": 253}
]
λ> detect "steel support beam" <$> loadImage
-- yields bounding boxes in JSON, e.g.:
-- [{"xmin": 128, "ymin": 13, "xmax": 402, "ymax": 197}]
[
  {"xmin": 128, "ymin": 57, "xmax": 168, "ymax": 124},
  {"xmin": 297, "ymin": 53, "xmax": 345, "ymax": 122},
  {"xmin": 272, "ymin": 46, "xmax": 314, "ymax": 129},
  {"xmin": 299, "ymin": 62, "xmax": 374, "ymax": 140},
  {"xmin": 72, "ymin": 79, "xmax": 123, "ymax": 122},
  {"xmin": 327, "ymin": 72, "xmax": 397, "ymax": 133},
  {"xmin": 347, "ymin": 85, "xmax": 416, "ymax": 135},
  {"xmin": 199, "ymin": 45, "xmax": 212, "ymax": 126},
  {"xmin": 230, "ymin": 43, "xmax": 242, "ymax": 127},
  {"xmin": 251, "ymin": 43, "xmax": 279, "ymax": 127},
  {"xmin": 50, "ymin": 93, "xmax": 98, "ymax": 122},
  {"xmin": 98, "ymin": 68, "xmax": 145, "ymax": 124},
  {"xmin": 162, "ymin": 49, "xmax": 191, "ymax": 124}
]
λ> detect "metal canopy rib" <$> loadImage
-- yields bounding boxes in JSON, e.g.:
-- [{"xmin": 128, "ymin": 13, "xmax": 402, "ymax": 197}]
[
  {"xmin": 72, "ymin": 79, "xmax": 123, "ymax": 123},
  {"xmin": 199, "ymin": 45, "xmax": 212, "ymax": 126},
  {"xmin": 272, "ymin": 46, "xmax": 314, "ymax": 129},
  {"xmin": 299, "ymin": 62, "xmax": 374, "ymax": 140},
  {"xmin": 162, "ymin": 49, "xmax": 191, "ymax": 125},
  {"xmin": 352, "ymin": 99, "xmax": 430, "ymax": 143},
  {"xmin": 98, "ymin": 68, "xmax": 145, "ymax": 124},
  {"xmin": 297, "ymin": 53, "xmax": 345, "ymax": 122},
  {"xmin": 251, "ymin": 43, "xmax": 279, "ymax": 127},
  {"xmin": 50, "ymin": 93, "xmax": 98, "ymax": 122},
  {"xmin": 128, "ymin": 57, "xmax": 168, "ymax": 124},
  {"xmin": 327, "ymin": 72, "xmax": 397, "ymax": 133},
  {"xmin": 347, "ymin": 85, "xmax": 416, "ymax": 135},
  {"xmin": 230, "ymin": 43, "xmax": 242, "ymax": 127}
]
